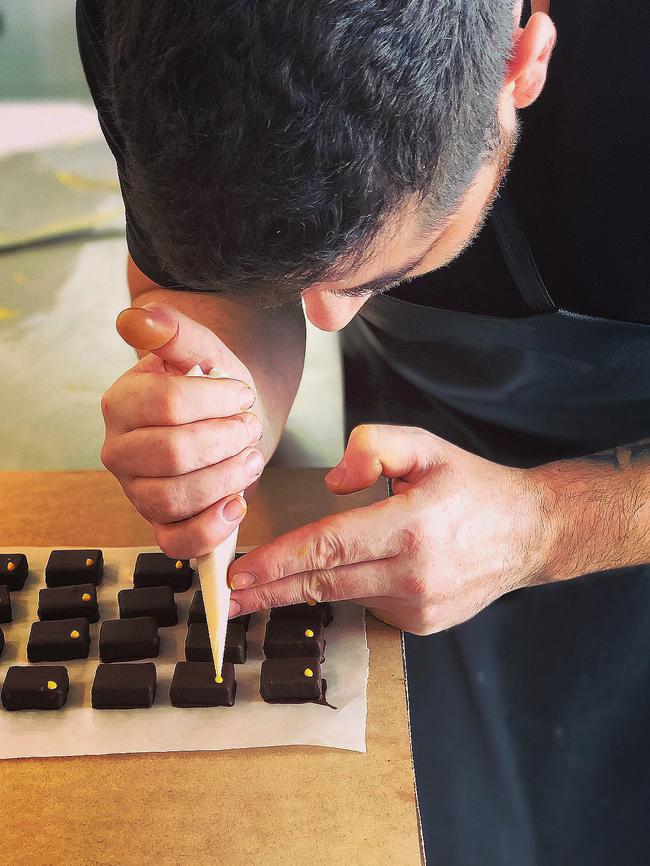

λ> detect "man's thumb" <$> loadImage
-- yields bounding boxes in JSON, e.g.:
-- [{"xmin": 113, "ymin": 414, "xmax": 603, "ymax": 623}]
[
  {"xmin": 116, "ymin": 302, "xmax": 249, "ymax": 380},
  {"xmin": 324, "ymin": 424, "xmax": 445, "ymax": 493}
]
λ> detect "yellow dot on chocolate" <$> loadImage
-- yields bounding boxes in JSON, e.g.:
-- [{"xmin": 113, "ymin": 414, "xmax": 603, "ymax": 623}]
[
  {"xmin": 85, "ymin": 558, "xmax": 94, "ymax": 567},
  {"xmin": 304, "ymin": 629, "xmax": 314, "ymax": 638},
  {"xmin": 306, "ymin": 599, "xmax": 317, "ymax": 607},
  {"xmin": 7, "ymin": 561, "xmax": 16, "ymax": 572},
  {"xmin": 215, "ymin": 675, "xmax": 224, "ymax": 684},
  {"xmin": 70, "ymin": 629, "xmax": 80, "ymax": 639},
  {"xmin": 303, "ymin": 668, "xmax": 314, "ymax": 678},
  {"xmin": 175, "ymin": 560, "xmax": 184, "ymax": 570},
  {"xmin": 47, "ymin": 681, "xmax": 57, "ymax": 690},
  {"xmin": 81, "ymin": 593, "xmax": 91, "ymax": 602}
]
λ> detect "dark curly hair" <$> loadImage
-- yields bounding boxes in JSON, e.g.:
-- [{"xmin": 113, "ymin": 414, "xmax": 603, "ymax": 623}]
[{"xmin": 101, "ymin": 0, "xmax": 513, "ymax": 302}]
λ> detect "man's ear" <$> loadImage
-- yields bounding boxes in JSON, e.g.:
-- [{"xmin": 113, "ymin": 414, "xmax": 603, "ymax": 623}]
[{"xmin": 506, "ymin": 12, "xmax": 556, "ymax": 109}]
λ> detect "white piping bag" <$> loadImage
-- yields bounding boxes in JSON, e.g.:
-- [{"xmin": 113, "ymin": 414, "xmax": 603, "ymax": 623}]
[{"xmin": 186, "ymin": 363, "xmax": 241, "ymax": 679}]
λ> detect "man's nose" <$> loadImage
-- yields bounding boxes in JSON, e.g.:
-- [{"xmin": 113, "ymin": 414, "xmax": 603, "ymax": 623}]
[{"xmin": 303, "ymin": 291, "xmax": 368, "ymax": 332}]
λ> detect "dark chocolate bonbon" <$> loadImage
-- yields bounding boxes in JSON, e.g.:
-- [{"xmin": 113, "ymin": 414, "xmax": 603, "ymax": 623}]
[
  {"xmin": 0, "ymin": 586, "xmax": 12, "ymax": 624},
  {"xmin": 92, "ymin": 662, "xmax": 157, "ymax": 709},
  {"xmin": 27, "ymin": 618, "xmax": 91, "ymax": 662},
  {"xmin": 45, "ymin": 549, "xmax": 103, "ymax": 587},
  {"xmin": 185, "ymin": 621, "xmax": 247, "ymax": 664},
  {"xmin": 38, "ymin": 584, "xmax": 99, "ymax": 623},
  {"xmin": 263, "ymin": 620, "xmax": 326, "ymax": 663},
  {"xmin": 133, "ymin": 553, "xmax": 193, "ymax": 593},
  {"xmin": 170, "ymin": 661, "xmax": 236, "ymax": 707},
  {"xmin": 0, "ymin": 553, "xmax": 29, "ymax": 591},
  {"xmin": 99, "ymin": 616, "xmax": 159, "ymax": 662},
  {"xmin": 1, "ymin": 665, "xmax": 69, "ymax": 710},
  {"xmin": 260, "ymin": 657, "xmax": 328, "ymax": 705},
  {"xmin": 187, "ymin": 590, "xmax": 250, "ymax": 629},
  {"xmin": 118, "ymin": 586, "xmax": 178, "ymax": 627},
  {"xmin": 269, "ymin": 601, "xmax": 333, "ymax": 627}
]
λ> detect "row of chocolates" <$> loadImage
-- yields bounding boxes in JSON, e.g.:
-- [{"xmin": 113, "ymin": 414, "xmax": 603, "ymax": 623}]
[
  {"xmin": 0, "ymin": 615, "xmax": 250, "ymax": 665},
  {"xmin": 0, "ymin": 550, "xmax": 196, "ymax": 593}
]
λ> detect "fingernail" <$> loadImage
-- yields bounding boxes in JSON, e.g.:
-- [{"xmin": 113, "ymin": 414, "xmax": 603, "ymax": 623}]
[
  {"xmin": 115, "ymin": 304, "xmax": 177, "ymax": 351},
  {"xmin": 243, "ymin": 413, "xmax": 263, "ymax": 443},
  {"xmin": 230, "ymin": 571, "xmax": 256, "ymax": 590},
  {"xmin": 246, "ymin": 449, "xmax": 264, "ymax": 476},
  {"xmin": 240, "ymin": 385, "xmax": 256, "ymax": 410},
  {"xmin": 229, "ymin": 598, "xmax": 242, "ymax": 617},
  {"xmin": 222, "ymin": 496, "xmax": 247, "ymax": 522},
  {"xmin": 325, "ymin": 461, "xmax": 347, "ymax": 486}
]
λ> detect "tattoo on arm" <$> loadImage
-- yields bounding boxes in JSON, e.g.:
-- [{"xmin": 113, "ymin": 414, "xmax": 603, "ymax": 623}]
[{"xmin": 575, "ymin": 438, "xmax": 650, "ymax": 469}]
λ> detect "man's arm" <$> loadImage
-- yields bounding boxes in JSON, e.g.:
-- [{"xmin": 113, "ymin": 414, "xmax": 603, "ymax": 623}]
[
  {"xmin": 128, "ymin": 255, "xmax": 306, "ymax": 463},
  {"xmin": 536, "ymin": 438, "xmax": 650, "ymax": 581}
]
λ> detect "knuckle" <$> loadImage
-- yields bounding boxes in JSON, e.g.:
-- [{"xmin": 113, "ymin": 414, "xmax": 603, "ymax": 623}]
[
  {"xmin": 125, "ymin": 479, "xmax": 153, "ymax": 522},
  {"xmin": 100, "ymin": 390, "xmax": 112, "ymax": 422},
  {"xmin": 134, "ymin": 479, "xmax": 187, "ymax": 523},
  {"xmin": 155, "ymin": 481, "xmax": 189, "ymax": 523},
  {"xmin": 400, "ymin": 523, "xmax": 424, "ymax": 558},
  {"xmin": 100, "ymin": 440, "xmax": 116, "ymax": 473},
  {"xmin": 305, "ymin": 570, "xmax": 336, "ymax": 603},
  {"xmin": 156, "ymin": 380, "xmax": 184, "ymax": 426},
  {"xmin": 153, "ymin": 525, "xmax": 188, "ymax": 560},
  {"xmin": 163, "ymin": 431, "xmax": 193, "ymax": 475},
  {"xmin": 311, "ymin": 527, "xmax": 345, "ymax": 571},
  {"xmin": 399, "ymin": 569, "xmax": 430, "ymax": 599}
]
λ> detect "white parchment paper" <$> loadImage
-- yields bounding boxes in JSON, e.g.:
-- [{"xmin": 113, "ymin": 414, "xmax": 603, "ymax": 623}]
[{"xmin": 0, "ymin": 547, "xmax": 368, "ymax": 758}]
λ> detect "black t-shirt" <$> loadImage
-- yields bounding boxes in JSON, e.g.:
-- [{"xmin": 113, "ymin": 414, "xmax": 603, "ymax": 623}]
[{"xmin": 77, "ymin": 0, "xmax": 649, "ymax": 323}]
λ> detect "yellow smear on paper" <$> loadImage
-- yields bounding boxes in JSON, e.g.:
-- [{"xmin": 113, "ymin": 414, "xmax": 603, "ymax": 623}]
[{"xmin": 55, "ymin": 170, "xmax": 120, "ymax": 193}]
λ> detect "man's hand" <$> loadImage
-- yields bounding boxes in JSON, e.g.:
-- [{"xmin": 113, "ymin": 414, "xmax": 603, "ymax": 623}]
[
  {"xmin": 228, "ymin": 424, "xmax": 556, "ymax": 634},
  {"xmin": 101, "ymin": 303, "xmax": 265, "ymax": 558}
]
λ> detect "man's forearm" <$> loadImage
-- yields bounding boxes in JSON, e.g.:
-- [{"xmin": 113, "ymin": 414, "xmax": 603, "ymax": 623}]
[
  {"xmin": 130, "ymin": 286, "xmax": 306, "ymax": 463},
  {"xmin": 535, "ymin": 439, "xmax": 650, "ymax": 581}
]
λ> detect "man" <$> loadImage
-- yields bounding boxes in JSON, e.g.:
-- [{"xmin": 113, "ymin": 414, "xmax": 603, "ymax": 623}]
[{"xmin": 77, "ymin": 1, "xmax": 649, "ymax": 862}]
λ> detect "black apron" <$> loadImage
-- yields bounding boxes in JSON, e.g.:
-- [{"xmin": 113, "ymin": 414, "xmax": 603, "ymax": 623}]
[{"xmin": 341, "ymin": 195, "xmax": 650, "ymax": 866}]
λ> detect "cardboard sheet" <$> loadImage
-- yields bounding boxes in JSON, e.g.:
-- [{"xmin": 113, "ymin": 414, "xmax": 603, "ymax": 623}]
[{"xmin": 0, "ymin": 546, "xmax": 369, "ymax": 758}]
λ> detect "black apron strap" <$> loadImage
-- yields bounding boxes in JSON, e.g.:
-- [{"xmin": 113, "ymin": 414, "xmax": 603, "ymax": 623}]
[{"xmin": 490, "ymin": 194, "xmax": 558, "ymax": 314}]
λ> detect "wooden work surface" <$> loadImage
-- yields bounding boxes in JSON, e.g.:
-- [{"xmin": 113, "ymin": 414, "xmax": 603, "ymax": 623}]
[{"xmin": 0, "ymin": 469, "xmax": 422, "ymax": 866}]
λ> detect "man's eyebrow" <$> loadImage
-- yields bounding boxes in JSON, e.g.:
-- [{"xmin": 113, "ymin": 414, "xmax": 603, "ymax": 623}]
[{"xmin": 326, "ymin": 235, "xmax": 438, "ymax": 298}]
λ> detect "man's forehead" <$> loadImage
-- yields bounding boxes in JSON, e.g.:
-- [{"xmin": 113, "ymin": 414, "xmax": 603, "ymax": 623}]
[{"xmin": 302, "ymin": 195, "xmax": 444, "ymax": 297}]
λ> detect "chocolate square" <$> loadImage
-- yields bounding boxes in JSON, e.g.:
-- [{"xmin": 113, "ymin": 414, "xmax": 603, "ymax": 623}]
[
  {"xmin": 133, "ymin": 553, "xmax": 194, "ymax": 592},
  {"xmin": 0, "ymin": 553, "xmax": 29, "ymax": 591},
  {"xmin": 0, "ymin": 626, "xmax": 4, "ymax": 658},
  {"xmin": 45, "ymin": 549, "xmax": 103, "ymax": 587},
  {"xmin": 0, "ymin": 586, "xmax": 12, "ymax": 624},
  {"xmin": 118, "ymin": 586, "xmax": 178, "ymax": 627},
  {"xmin": 263, "ymin": 620, "xmax": 326, "ymax": 662},
  {"xmin": 187, "ymin": 590, "xmax": 251, "ymax": 630},
  {"xmin": 260, "ymin": 657, "xmax": 327, "ymax": 704},
  {"xmin": 1, "ymin": 665, "xmax": 69, "ymax": 711},
  {"xmin": 91, "ymin": 662, "xmax": 157, "ymax": 709},
  {"xmin": 99, "ymin": 617, "xmax": 159, "ymax": 662},
  {"xmin": 37, "ymin": 583, "xmax": 100, "ymax": 623},
  {"xmin": 269, "ymin": 601, "xmax": 333, "ymax": 626},
  {"xmin": 27, "ymin": 618, "xmax": 91, "ymax": 662},
  {"xmin": 185, "ymin": 622, "xmax": 247, "ymax": 664},
  {"xmin": 170, "ymin": 661, "xmax": 236, "ymax": 707}
]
